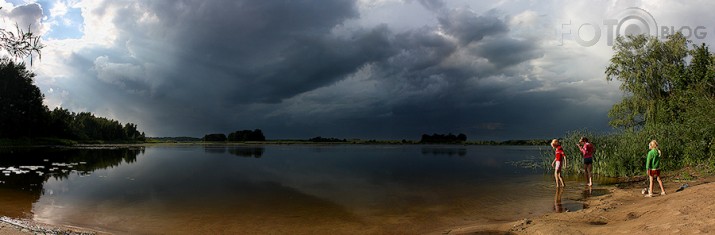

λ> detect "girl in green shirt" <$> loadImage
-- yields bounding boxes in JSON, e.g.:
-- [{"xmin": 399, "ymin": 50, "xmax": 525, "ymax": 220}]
[{"xmin": 645, "ymin": 140, "xmax": 665, "ymax": 197}]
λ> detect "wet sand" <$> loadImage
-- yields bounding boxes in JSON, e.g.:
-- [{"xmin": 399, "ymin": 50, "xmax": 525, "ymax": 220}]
[
  {"xmin": 0, "ymin": 217, "xmax": 103, "ymax": 235},
  {"xmin": 439, "ymin": 174, "xmax": 715, "ymax": 235}
]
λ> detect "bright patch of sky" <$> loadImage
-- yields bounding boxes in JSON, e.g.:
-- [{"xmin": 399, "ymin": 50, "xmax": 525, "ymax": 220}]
[{"xmin": 39, "ymin": 0, "xmax": 83, "ymax": 39}]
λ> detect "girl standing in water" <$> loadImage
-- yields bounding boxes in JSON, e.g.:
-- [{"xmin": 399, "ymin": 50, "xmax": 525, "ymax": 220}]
[
  {"xmin": 551, "ymin": 139, "xmax": 566, "ymax": 187},
  {"xmin": 577, "ymin": 137, "xmax": 595, "ymax": 186}
]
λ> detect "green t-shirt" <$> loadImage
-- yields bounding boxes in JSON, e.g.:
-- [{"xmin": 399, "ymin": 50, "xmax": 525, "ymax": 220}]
[{"xmin": 646, "ymin": 148, "xmax": 660, "ymax": 170}]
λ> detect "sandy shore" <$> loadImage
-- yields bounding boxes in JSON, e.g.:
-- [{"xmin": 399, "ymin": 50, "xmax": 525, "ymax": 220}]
[
  {"xmin": 0, "ymin": 217, "xmax": 102, "ymax": 235},
  {"xmin": 441, "ymin": 174, "xmax": 715, "ymax": 235},
  {"xmin": 3, "ymin": 174, "xmax": 713, "ymax": 235}
]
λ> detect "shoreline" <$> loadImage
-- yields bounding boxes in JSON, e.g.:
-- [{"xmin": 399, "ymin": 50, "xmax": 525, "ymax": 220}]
[
  {"xmin": 0, "ymin": 217, "xmax": 104, "ymax": 235},
  {"xmin": 438, "ymin": 174, "xmax": 714, "ymax": 234},
  {"xmin": 1, "ymin": 175, "xmax": 711, "ymax": 234}
]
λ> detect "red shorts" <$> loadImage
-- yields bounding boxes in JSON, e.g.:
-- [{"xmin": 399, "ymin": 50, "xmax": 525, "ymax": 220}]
[{"xmin": 648, "ymin": 169, "xmax": 660, "ymax": 177}]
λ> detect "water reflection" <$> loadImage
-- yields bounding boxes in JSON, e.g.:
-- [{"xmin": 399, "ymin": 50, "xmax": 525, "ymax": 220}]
[
  {"xmin": 0, "ymin": 147, "xmax": 143, "ymax": 218},
  {"xmin": 421, "ymin": 147, "xmax": 467, "ymax": 156},
  {"xmin": 203, "ymin": 145, "xmax": 265, "ymax": 158},
  {"xmin": 1, "ymin": 145, "xmax": 578, "ymax": 234},
  {"xmin": 582, "ymin": 186, "xmax": 609, "ymax": 199},
  {"xmin": 553, "ymin": 187, "xmax": 564, "ymax": 213}
]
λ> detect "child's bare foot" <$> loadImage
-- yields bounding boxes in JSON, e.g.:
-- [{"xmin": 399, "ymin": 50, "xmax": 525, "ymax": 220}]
[
  {"xmin": 661, "ymin": 192, "xmax": 666, "ymax": 196},
  {"xmin": 645, "ymin": 194, "xmax": 653, "ymax": 198}
]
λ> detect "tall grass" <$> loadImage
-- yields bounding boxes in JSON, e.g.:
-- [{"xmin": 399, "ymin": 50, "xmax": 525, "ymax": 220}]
[{"xmin": 542, "ymin": 125, "xmax": 715, "ymax": 177}]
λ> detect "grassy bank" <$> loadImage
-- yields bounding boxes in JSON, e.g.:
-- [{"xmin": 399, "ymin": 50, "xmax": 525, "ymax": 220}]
[{"xmin": 542, "ymin": 128, "xmax": 715, "ymax": 178}]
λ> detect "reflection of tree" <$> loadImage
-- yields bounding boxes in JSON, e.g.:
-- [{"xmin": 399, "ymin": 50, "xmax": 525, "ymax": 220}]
[
  {"xmin": 228, "ymin": 147, "xmax": 264, "ymax": 158},
  {"xmin": 203, "ymin": 145, "xmax": 264, "ymax": 158},
  {"xmin": 419, "ymin": 133, "xmax": 467, "ymax": 143},
  {"xmin": 203, "ymin": 145, "xmax": 228, "ymax": 154},
  {"xmin": 0, "ymin": 147, "xmax": 144, "ymax": 192},
  {"xmin": 421, "ymin": 148, "xmax": 467, "ymax": 156}
]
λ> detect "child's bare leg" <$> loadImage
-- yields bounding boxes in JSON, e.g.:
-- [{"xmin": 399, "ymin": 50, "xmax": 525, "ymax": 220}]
[
  {"xmin": 586, "ymin": 164, "xmax": 593, "ymax": 186},
  {"xmin": 583, "ymin": 164, "xmax": 588, "ymax": 184},
  {"xmin": 554, "ymin": 171, "xmax": 559, "ymax": 188},
  {"xmin": 648, "ymin": 175, "xmax": 654, "ymax": 196},
  {"xmin": 558, "ymin": 173, "xmax": 565, "ymax": 187},
  {"xmin": 657, "ymin": 176, "xmax": 665, "ymax": 195}
]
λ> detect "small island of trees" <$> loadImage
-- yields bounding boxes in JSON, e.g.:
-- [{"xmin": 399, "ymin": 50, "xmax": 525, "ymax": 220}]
[
  {"xmin": 419, "ymin": 133, "xmax": 467, "ymax": 144},
  {"xmin": 203, "ymin": 129, "xmax": 266, "ymax": 142}
]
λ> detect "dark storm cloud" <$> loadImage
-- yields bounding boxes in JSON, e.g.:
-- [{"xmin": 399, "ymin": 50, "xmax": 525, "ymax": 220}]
[
  {"xmin": 106, "ymin": 0, "xmax": 397, "ymax": 105},
  {"xmin": 234, "ymin": 25, "xmax": 395, "ymax": 103},
  {"xmin": 437, "ymin": 8, "xmax": 508, "ymax": 45},
  {"xmin": 474, "ymin": 37, "xmax": 544, "ymax": 68},
  {"xmin": 38, "ymin": 0, "xmax": 616, "ymax": 139}
]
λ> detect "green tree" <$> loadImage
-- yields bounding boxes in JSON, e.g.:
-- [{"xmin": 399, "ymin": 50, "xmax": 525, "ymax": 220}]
[
  {"xmin": 600, "ymin": 33, "xmax": 715, "ymax": 173},
  {"xmin": 0, "ymin": 59, "xmax": 48, "ymax": 138},
  {"xmin": 605, "ymin": 33, "xmax": 688, "ymax": 129},
  {"xmin": 227, "ymin": 129, "xmax": 265, "ymax": 141},
  {"xmin": 0, "ymin": 15, "xmax": 45, "ymax": 138}
]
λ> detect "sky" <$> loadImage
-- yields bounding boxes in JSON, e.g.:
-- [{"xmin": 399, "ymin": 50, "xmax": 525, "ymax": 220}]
[{"xmin": 2, "ymin": 0, "xmax": 714, "ymax": 140}]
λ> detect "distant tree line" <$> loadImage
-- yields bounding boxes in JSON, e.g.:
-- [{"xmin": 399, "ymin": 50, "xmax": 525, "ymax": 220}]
[
  {"xmin": 419, "ymin": 133, "xmax": 467, "ymax": 144},
  {"xmin": 146, "ymin": 136, "xmax": 202, "ymax": 143},
  {"xmin": 0, "ymin": 59, "xmax": 145, "ymax": 141},
  {"xmin": 203, "ymin": 129, "xmax": 266, "ymax": 142},
  {"xmin": 203, "ymin": 134, "xmax": 227, "ymax": 142},
  {"xmin": 47, "ymin": 108, "xmax": 145, "ymax": 141},
  {"xmin": 228, "ymin": 129, "xmax": 265, "ymax": 141},
  {"xmin": 308, "ymin": 136, "xmax": 347, "ymax": 142},
  {"xmin": 496, "ymin": 139, "xmax": 550, "ymax": 145}
]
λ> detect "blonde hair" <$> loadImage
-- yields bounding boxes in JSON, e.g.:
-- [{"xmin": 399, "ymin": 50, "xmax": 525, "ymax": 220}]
[
  {"xmin": 649, "ymin": 140, "xmax": 658, "ymax": 149},
  {"xmin": 551, "ymin": 139, "xmax": 560, "ymax": 148}
]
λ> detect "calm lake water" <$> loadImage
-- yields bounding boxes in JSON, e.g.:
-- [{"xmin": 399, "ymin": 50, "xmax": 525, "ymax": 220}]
[{"xmin": 0, "ymin": 145, "xmax": 609, "ymax": 234}]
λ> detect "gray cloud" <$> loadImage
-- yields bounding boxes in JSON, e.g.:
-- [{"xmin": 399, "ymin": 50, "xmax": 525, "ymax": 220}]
[
  {"xmin": 34, "ymin": 0, "xmax": 622, "ymax": 139},
  {"xmin": 474, "ymin": 37, "xmax": 544, "ymax": 68},
  {"xmin": 438, "ymin": 8, "xmax": 508, "ymax": 45},
  {"xmin": 8, "ymin": 3, "xmax": 43, "ymax": 33}
]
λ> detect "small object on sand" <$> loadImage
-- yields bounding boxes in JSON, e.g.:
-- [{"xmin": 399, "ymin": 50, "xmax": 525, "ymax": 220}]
[
  {"xmin": 641, "ymin": 188, "xmax": 648, "ymax": 195},
  {"xmin": 676, "ymin": 183, "xmax": 689, "ymax": 192}
]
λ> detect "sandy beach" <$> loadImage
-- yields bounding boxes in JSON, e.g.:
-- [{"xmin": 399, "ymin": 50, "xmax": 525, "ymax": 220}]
[
  {"xmin": 441, "ymin": 174, "xmax": 715, "ymax": 235},
  {"xmin": 2, "ymin": 174, "xmax": 713, "ymax": 235},
  {"xmin": 0, "ymin": 216, "xmax": 102, "ymax": 235}
]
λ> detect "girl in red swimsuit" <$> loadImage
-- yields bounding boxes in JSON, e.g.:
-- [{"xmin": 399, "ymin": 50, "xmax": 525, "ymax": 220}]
[{"xmin": 551, "ymin": 139, "xmax": 566, "ymax": 187}]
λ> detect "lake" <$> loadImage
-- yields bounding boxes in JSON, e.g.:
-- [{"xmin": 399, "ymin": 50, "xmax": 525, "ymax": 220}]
[{"xmin": 0, "ymin": 145, "xmax": 609, "ymax": 234}]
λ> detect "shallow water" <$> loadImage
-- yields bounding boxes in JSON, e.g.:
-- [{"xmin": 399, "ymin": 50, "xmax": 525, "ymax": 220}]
[{"xmin": 0, "ymin": 145, "xmax": 611, "ymax": 234}]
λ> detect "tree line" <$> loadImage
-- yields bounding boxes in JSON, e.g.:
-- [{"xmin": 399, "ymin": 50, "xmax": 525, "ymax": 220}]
[
  {"xmin": 0, "ymin": 59, "xmax": 145, "ymax": 142},
  {"xmin": 419, "ymin": 133, "xmax": 467, "ymax": 144},
  {"xmin": 203, "ymin": 129, "xmax": 266, "ymax": 142}
]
